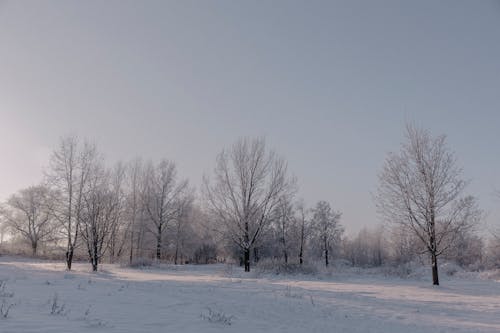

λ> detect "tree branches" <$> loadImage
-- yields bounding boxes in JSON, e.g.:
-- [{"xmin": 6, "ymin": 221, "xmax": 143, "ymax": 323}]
[{"xmin": 376, "ymin": 124, "xmax": 481, "ymax": 285}]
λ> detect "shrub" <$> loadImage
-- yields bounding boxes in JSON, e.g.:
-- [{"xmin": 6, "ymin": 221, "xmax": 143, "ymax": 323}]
[{"xmin": 200, "ymin": 307, "xmax": 234, "ymax": 326}]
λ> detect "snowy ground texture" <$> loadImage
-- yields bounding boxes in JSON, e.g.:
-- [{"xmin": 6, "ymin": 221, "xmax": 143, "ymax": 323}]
[{"xmin": 1, "ymin": 257, "xmax": 500, "ymax": 332}]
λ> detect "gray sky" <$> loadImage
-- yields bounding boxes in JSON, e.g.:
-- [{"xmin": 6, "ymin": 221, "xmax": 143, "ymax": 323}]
[{"xmin": 1, "ymin": 0, "xmax": 499, "ymax": 234}]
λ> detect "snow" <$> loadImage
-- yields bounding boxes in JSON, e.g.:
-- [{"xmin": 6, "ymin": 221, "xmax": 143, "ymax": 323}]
[{"xmin": 0, "ymin": 257, "xmax": 499, "ymax": 332}]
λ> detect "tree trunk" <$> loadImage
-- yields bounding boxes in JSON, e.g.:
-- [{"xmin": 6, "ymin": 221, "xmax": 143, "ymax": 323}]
[
  {"xmin": 325, "ymin": 248, "xmax": 329, "ymax": 267},
  {"xmin": 377, "ymin": 248, "xmax": 382, "ymax": 266},
  {"xmin": 299, "ymin": 227, "xmax": 304, "ymax": 265},
  {"xmin": 109, "ymin": 236, "xmax": 116, "ymax": 264},
  {"xmin": 66, "ymin": 182, "xmax": 73, "ymax": 271},
  {"xmin": 136, "ymin": 225, "xmax": 143, "ymax": 260},
  {"xmin": 253, "ymin": 247, "xmax": 259, "ymax": 263},
  {"xmin": 66, "ymin": 247, "xmax": 74, "ymax": 270},
  {"xmin": 324, "ymin": 236, "xmax": 329, "ymax": 267},
  {"xmin": 244, "ymin": 248, "xmax": 250, "ymax": 272},
  {"xmin": 92, "ymin": 255, "xmax": 98, "ymax": 271},
  {"xmin": 281, "ymin": 222, "xmax": 287, "ymax": 264},
  {"xmin": 93, "ymin": 241, "xmax": 99, "ymax": 271},
  {"xmin": 431, "ymin": 253, "xmax": 439, "ymax": 285},
  {"xmin": 244, "ymin": 220, "xmax": 251, "ymax": 271},
  {"xmin": 282, "ymin": 235, "xmax": 288, "ymax": 264},
  {"xmin": 174, "ymin": 244, "xmax": 179, "ymax": 265},
  {"xmin": 156, "ymin": 226, "xmax": 162, "ymax": 260},
  {"xmin": 175, "ymin": 222, "xmax": 181, "ymax": 265},
  {"xmin": 31, "ymin": 242, "xmax": 37, "ymax": 257},
  {"xmin": 129, "ymin": 231, "xmax": 134, "ymax": 264}
]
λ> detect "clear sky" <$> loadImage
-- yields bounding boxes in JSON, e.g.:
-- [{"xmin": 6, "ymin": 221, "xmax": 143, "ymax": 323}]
[{"xmin": 1, "ymin": 0, "xmax": 499, "ymax": 234}]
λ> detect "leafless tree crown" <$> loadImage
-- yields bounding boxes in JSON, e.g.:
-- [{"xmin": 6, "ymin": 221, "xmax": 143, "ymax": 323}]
[
  {"xmin": 203, "ymin": 137, "xmax": 295, "ymax": 271},
  {"xmin": 376, "ymin": 124, "xmax": 481, "ymax": 284}
]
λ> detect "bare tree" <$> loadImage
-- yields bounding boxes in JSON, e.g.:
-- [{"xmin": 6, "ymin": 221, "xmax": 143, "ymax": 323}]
[
  {"xmin": 295, "ymin": 200, "xmax": 310, "ymax": 265},
  {"xmin": 170, "ymin": 197, "xmax": 194, "ymax": 264},
  {"xmin": 0, "ymin": 185, "xmax": 57, "ymax": 256},
  {"xmin": 47, "ymin": 136, "xmax": 97, "ymax": 270},
  {"xmin": 376, "ymin": 124, "xmax": 481, "ymax": 285},
  {"xmin": 203, "ymin": 137, "xmax": 295, "ymax": 272},
  {"xmin": 310, "ymin": 201, "xmax": 343, "ymax": 267},
  {"xmin": 124, "ymin": 158, "xmax": 144, "ymax": 263},
  {"xmin": 106, "ymin": 162, "xmax": 127, "ymax": 262},
  {"xmin": 273, "ymin": 195, "xmax": 295, "ymax": 264},
  {"xmin": 79, "ymin": 163, "xmax": 118, "ymax": 271},
  {"xmin": 141, "ymin": 160, "xmax": 190, "ymax": 260}
]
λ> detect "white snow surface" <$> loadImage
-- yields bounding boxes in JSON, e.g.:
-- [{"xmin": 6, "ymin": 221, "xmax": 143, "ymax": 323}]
[{"xmin": 0, "ymin": 257, "xmax": 499, "ymax": 332}]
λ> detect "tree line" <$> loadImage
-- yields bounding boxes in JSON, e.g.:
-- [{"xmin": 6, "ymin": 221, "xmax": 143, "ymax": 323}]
[{"xmin": 0, "ymin": 125, "xmax": 498, "ymax": 285}]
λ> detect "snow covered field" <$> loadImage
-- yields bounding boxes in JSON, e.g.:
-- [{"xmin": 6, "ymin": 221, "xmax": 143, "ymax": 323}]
[{"xmin": 0, "ymin": 257, "xmax": 499, "ymax": 333}]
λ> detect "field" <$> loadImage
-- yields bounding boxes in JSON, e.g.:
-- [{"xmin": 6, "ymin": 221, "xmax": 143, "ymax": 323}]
[{"xmin": 0, "ymin": 257, "xmax": 499, "ymax": 332}]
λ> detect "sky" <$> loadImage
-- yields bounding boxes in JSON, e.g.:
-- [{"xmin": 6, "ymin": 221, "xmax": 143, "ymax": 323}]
[{"xmin": 0, "ymin": 0, "xmax": 499, "ymax": 234}]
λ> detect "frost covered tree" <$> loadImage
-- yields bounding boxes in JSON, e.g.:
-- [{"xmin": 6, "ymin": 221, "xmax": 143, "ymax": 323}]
[
  {"xmin": 273, "ymin": 195, "xmax": 295, "ymax": 264},
  {"xmin": 310, "ymin": 201, "xmax": 343, "ymax": 267},
  {"xmin": 79, "ymin": 162, "xmax": 118, "ymax": 271},
  {"xmin": 106, "ymin": 162, "xmax": 127, "ymax": 262},
  {"xmin": 141, "ymin": 160, "xmax": 190, "ymax": 260},
  {"xmin": 295, "ymin": 200, "xmax": 310, "ymax": 265},
  {"xmin": 344, "ymin": 226, "xmax": 387, "ymax": 267},
  {"xmin": 169, "ymin": 195, "xmax": 194, "ymax": 264},
  {"xmin": 47, "ymin": 136, "xmax": 98, "ymax": 270},
  {"xmin": 203, "ymin": 137, "xmax": 295, "ymax": 272},
  {"xmin": 0, "ymin": 185, "xmax": 57, "ymax": 256},
  {"xmin": 124, "ymin": 158, "xmax": 145, "ymax": 263},
  {"xmin": 376, "ymin": 124, "xmax": 481, "ymax": 285}
]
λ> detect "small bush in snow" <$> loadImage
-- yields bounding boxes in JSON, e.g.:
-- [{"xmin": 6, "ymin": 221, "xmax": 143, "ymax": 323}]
[
  {"xmin": 201, "ymin": 307, "xmax": 234, "ymax": 326},
  {"xmin": 0, "ymin": 280, "xmax": 14, "ymax": 298},
  {"xmin": 82, "ymin": 306, "xmax": 110, "ymax": 328},
  {"xmin": 0, "ymin": 299, "xmax": 14, "ymax": 318},
  {"xmin": 49, "ymin": 293, "xmax": 66, "ymax": 315}
]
